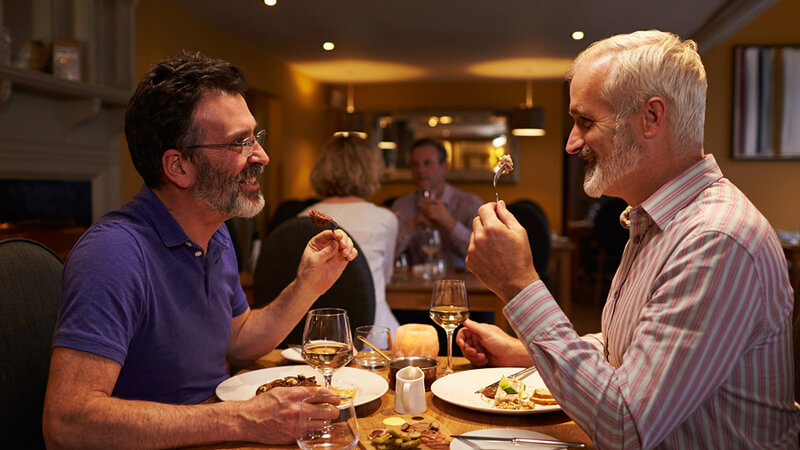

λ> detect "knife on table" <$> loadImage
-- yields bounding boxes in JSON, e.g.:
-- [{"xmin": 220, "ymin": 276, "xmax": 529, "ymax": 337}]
[{"xmin": 451, "ymin": 434, "xmax": 586, "ymax": 448}]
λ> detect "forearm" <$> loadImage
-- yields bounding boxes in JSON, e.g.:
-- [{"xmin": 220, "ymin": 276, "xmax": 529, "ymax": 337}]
[
  {"xmin": 45, "ymin": 395, "xmax": 246, "ymax": 449},
  {"xmin": 228, "ymin": 279, "xmax": 318, "ymax": 363}
]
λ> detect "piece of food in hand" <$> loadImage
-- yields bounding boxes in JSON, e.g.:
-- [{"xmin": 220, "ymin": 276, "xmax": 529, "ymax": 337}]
[
  {"xmin": 497, "ymin": 154, "xmax": 514, "ymax": 173},
  {"xmin": 309, "ymin": 209, "xmax": 337, "ymax": 229},
  {"xmin": 531, "ymin": 388, "xmax": 558, "ymax": 405},
  {"xmin": 255, "ymin": 374, "xmax": 319, "ymax": 395}
]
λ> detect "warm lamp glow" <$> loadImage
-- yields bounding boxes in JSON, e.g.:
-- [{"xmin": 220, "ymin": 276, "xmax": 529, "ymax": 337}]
[
  {"xmin": 572, "ymin": 31, "xmax": 584, "ymax": 40},
  {"xmin": 322, "ymin": 41, "xmax": 335, "ymax": 51},
  {"xmin": 263, "ymin": 0, "xmax": 277, "ymax": 6},
  {"xmin": 439, "ymin": 115, "xmax": 453, "ymax": 125},
  {"xmin": 427, "ymin": 116, "xmax": 439, "ymax": 127},
  {"xmin": 511, "ymin": 127, "xmax": 546, "ymax": 137}
]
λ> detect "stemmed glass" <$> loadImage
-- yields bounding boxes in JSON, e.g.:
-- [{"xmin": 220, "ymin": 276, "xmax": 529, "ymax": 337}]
[
  {"xmin": 419, "ymin": 227, "xmax": 441, "ymax": 280},
  {"xmin": 296, "ymin": 396, "xmax": 359, "ymax": 450},
  {"xmin": 301, "ymin": 308, "xmax": 354, "ymax": 389},
  {"xmin": 429, "ymin": 279, "xmax": 469, "ymax": 374}
]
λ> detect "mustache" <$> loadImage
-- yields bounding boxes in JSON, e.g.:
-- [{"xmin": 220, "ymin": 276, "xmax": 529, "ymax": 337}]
[{"xmin": 237, "ymin": 164, "xmax": 263, "ymax": 181}]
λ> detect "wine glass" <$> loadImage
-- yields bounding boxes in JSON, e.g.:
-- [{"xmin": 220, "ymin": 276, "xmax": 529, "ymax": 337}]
[
  {"xmin": 429, "ymin": 279, "xmax": 469, "ymax": 374},
  {"xmin": 419, "ymin": 227, "xmax": 441, "ymax": 280},
  {"xmin": 301, "ymin": 308, "xmax": 354, "ymax": 389},
  {"xmin": 296, "ymin": 396, "xmax": 359, "ymax": 450}
]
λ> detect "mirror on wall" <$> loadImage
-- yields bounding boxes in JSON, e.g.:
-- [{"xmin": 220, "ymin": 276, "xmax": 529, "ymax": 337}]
[
  {"xmin": 371, "ymin": 109, "xmax": 519, "ymax": 183},
  {"xmin": 732, "ymin": 45, "xmax": 800, "ymax": 160}
]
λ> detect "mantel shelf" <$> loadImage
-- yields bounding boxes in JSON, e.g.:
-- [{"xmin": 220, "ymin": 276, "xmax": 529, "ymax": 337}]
[{"xmin": 0, "ymin": 64, "xmax": 131, "ymax": 107}]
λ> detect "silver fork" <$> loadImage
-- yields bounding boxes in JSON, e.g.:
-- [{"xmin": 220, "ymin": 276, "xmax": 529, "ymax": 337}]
[
  {"xmin": 474, "ymin": 366, "xmax": 538, "ymax": 393},
  {"xmin": 492, "ymin": 161, "xmax": 511, "ymax": 202},
  {"xmin": 492, "ymin": 165, "xmax": 503, "ymax": 202}
]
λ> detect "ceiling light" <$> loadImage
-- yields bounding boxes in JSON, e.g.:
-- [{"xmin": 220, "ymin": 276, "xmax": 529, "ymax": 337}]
[
  {"xmin": 322, "ymin": 41, "xmax": 335, "ymax": 51},
  {"xmin": 263, "ymin": 0, "xmax": 277, "ymax": 6},
  {"xmin": 427, "ymin": 116, "xmax": 439, "ymax": 127},
  {"xmin": 510, "ymin": 79, "xmax": 546, "ymax": 137},
  {"xmin": 572, "ymin": 31, "xmax": 584, "ymax": 40}
]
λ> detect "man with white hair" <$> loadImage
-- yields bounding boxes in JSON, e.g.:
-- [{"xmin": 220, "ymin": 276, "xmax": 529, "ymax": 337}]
[{"xmin": 457, "ymin": 30, "xmax": 799, "ymax": 448}]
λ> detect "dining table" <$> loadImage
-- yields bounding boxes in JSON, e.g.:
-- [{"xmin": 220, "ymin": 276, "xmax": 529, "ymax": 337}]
[{"xmin": 205, "ymin": 349, "xmax": 594, "ymax": 449}]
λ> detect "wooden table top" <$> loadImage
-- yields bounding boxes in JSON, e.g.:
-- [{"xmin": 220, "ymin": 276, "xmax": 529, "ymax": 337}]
[{"xmin": 208, "ymin": 350, "xmax": 593, "ymax": 449}]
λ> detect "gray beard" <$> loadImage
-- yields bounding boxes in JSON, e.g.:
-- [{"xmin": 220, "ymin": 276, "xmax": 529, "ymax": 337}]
[
  {"xmin": 190, "ymin": 156, "xmax": 265, "ymax": 218},
  {"xmin": 582, "ymin": 122, "xmax": 642, "ymax": 198}
]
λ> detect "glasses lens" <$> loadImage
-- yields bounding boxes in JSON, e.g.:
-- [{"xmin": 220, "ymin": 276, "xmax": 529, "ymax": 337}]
[{"xmin": 255, "ymin": 130, "xmax": 266, "ymax": 147}]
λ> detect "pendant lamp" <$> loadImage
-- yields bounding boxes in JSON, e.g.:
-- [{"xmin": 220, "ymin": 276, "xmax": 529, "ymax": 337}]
[
  {"xmin": 510, "ymin": 79, "xmax": 545, "ymax": 137},
  {"xmin": 335, "ymin": 84, "xmax": 367, "ymax": 138}
]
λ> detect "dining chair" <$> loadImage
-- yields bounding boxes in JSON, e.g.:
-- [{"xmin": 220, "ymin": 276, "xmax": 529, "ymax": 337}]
[
  {"xmin": 0, "ymin": 238, "xmax": 64, "ymax": 449},
  {"xmin": 507, "ymin": 199, "xmax": 552, "ymax": 289},
  {"xmin": 251, "ymin": 216, "xmax": 376, "ymax": 348}
]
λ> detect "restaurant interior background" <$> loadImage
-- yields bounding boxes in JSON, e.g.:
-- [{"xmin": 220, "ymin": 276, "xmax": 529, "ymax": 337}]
[{"xmin": 1, "ymin": 0, "xmax": 798, "ymax": 329}]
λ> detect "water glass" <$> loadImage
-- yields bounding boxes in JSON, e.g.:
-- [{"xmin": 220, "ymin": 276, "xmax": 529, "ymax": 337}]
[
  {"xmin": 296, "ymin": 396, "xmax": 359, "ymax": 450},
  {"xmin": 354, "ymin": 325, "xmax": 392, "ymax": 370}
]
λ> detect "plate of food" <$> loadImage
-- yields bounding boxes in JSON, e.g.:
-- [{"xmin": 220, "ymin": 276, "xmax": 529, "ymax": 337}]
[
  {"xmin": 216, "ymin": 365, "xmax": 388, "ymax": 406},
  {"xmin": 430, "ymin": 367, "xmax": 560, "ymax": 415}
]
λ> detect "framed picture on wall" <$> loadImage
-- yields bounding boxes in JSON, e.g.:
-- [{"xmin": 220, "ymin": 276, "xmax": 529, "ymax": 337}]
[
  {"xmin": 731, "ymin": 45, "xmax": 800, "ymax": 160},
  {"xmin": 52, "ymin": 39, "xmax": 82, "ymax": 82}
]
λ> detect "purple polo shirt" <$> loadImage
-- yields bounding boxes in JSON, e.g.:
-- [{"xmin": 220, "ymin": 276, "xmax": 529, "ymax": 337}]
[{"xmin": 53, "ymin": 186, "xmax": 249, "ymax": 404}]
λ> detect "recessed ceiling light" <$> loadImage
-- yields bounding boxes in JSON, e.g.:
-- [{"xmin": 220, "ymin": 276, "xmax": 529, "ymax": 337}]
[
  {"xmin": 264, "ymin": 0, "xmax": 277, "ymax": 6},
  {"xmin": 322, "ymin": 41, "xmax": 335, "ymax": 51},
  {"xmin": 572, "ymin": 31, "xmax": 584, "ymax": 40}
]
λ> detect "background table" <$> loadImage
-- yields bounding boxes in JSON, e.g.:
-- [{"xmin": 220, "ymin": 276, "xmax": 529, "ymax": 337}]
[{"xmin": 208, "ymin": 350, "xmax": 594, "ymax": 449}]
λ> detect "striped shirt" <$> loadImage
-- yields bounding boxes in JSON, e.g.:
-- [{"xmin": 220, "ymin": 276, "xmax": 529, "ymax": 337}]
[
  {"xmin": 391, "ymin": 183, "xmax": 482, "ymax": 269},
  {"xmin": 506, "ymin": 155, "xmax": 799, "ymax": 449}
]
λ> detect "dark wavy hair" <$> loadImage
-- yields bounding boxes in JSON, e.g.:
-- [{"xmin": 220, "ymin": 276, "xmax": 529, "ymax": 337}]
[{"xmin": 124, "ymin": 50, "xmax": 248, "ymax": 188}]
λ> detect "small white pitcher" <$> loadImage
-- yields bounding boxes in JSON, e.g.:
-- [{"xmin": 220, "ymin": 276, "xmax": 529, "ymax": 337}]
[{"xmin": 394, "ymin": 366, "xmax": 426, "ymax": 414}]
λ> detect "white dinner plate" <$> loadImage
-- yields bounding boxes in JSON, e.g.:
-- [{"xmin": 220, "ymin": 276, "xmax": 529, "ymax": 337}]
[
  {"xmin": 280, "ymin": 347, "xmax": 304, "ymax": 363},
  {"xmin": 215, "ymin": 365, "xmax": 388, "ymax": 407},
  {"xmin": 431, "ymin": 367, "xmax": 561, "ymax": 415},
  {"xmin": 450, "ymin": 428, "xmax": 566, "ymax": 449}
]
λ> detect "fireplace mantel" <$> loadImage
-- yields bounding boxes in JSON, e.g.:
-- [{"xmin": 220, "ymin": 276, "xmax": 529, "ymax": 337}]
[{"xmin": 0, "ymin": 0, "xmax": 136, "ymax": 221}]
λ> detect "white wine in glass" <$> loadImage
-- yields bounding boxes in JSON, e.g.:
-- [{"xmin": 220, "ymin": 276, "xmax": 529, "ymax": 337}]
[
  {"xmin": 301, "ymin": 308, "xmax": 354, "ymax": 388},
  {"xmin": 429, "ymin": 279, "xmax": 469, "ymax": 374},
  {"xmin": 420, "ymin": 227, "xmax": 441, "ymax": 280}
]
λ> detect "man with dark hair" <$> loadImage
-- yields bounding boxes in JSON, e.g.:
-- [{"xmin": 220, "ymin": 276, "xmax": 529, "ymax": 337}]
[
  {"xmin": 457, "ymin": 31, "xmax": 799, "ymax": 448},
  {"xmin": 391, "ymin": 138, "xmax": 482, "ymax": 270},
  {"xmin": 43, "ymin": 51, "xmax": 356, "ymax": 447}
]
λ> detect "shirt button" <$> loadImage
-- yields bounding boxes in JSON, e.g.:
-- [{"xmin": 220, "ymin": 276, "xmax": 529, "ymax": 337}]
[
  {"xmin": 614, "ymin": 291, "xmax": 620, "ymax": 299},
  {"xmin": 634, "ymin": 236, "xmax": 641, "ymax": 244},
  {"xmin": 194, "ymin": 251, "xmax": 202, "ymax": 257},
  {"xmin": 185, "ymin": 242, "xmax": 192, "ymax": 247}
]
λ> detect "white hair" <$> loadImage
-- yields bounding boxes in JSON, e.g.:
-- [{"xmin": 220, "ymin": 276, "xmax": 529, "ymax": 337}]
[{"xmin": 566, "ymin": 30, "xmax": 707, "ymax": 153}]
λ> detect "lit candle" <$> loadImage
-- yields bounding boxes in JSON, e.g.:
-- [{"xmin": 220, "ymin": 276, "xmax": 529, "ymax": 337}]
[{"xmin": 394, "ymin": 323, "xmax": 439, "ymax": 359}]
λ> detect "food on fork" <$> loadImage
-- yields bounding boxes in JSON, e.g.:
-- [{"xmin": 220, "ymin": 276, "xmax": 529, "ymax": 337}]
[
  {"xmin": 497, "ymin": 154, "xmax": 514, "ymax": 174},
  {"xmin": 308, "ymin": 209, "xmax": 337, "ymax": 229}
]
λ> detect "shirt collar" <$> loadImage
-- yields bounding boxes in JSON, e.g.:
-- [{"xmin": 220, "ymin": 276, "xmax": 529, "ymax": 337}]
[
  {"xmin": 638, "ymin": 154, "xmax": 723, "ymax": 231},
  {"xmin": 134, "ymin": 185, "xmax": 230, "ymax": 251}
]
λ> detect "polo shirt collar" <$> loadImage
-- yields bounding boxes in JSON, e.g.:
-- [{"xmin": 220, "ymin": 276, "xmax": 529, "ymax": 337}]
[
  {"xmin": 134, "ymin": 185, "xmax": 230, "ymax": 251},
  {"xmin": 638, "ymin": 154, "xmax": 723, "ymax": 231}
]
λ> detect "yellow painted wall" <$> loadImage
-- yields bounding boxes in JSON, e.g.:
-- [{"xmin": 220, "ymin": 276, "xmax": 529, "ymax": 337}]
[
  {"xmin": 703, "ymin": 0, "xmax": 800, "ymax": 231},
  {"xmin": 125, "ymin": 0, "xmax": 330, "ymax": 221},
  {"xmin": 360, "ymin": 80, "xmax": 567, "ymax": 232}
]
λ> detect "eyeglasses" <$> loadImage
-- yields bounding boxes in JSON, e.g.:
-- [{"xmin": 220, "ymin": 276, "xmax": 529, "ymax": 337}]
[{"xmin": 186, "ymin": 129, "xmax": 266, "ymax": 158}]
